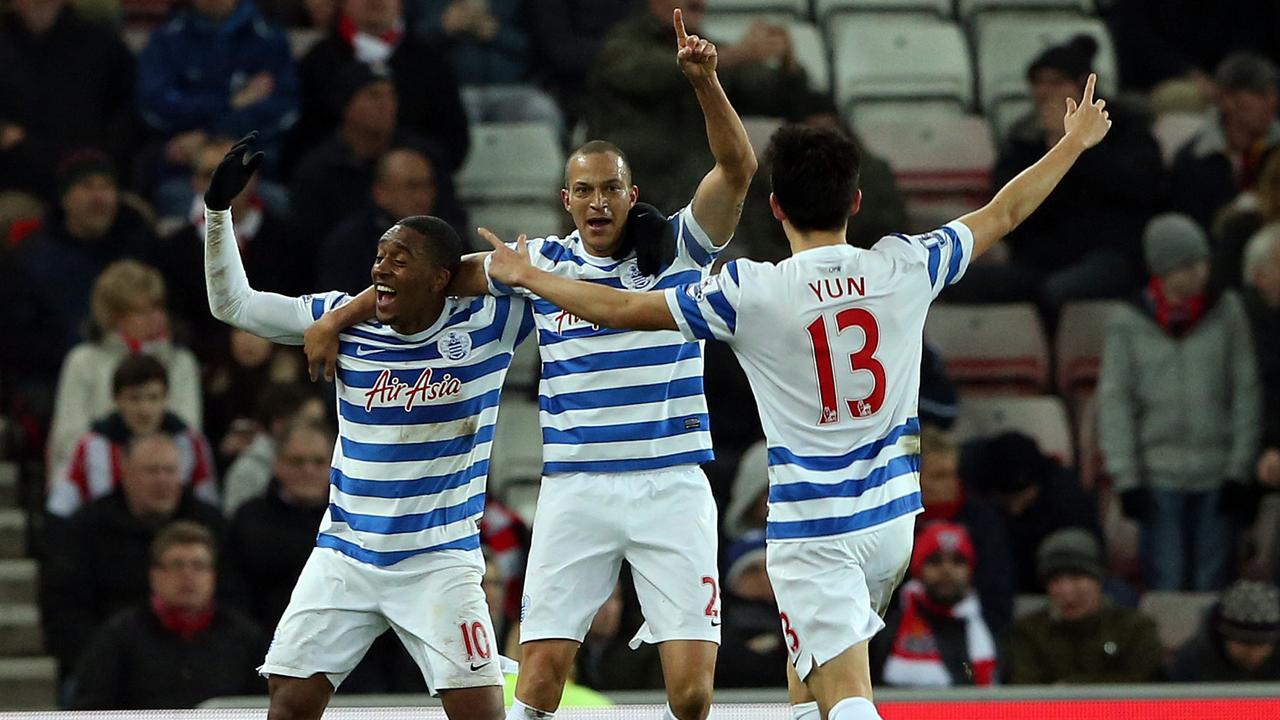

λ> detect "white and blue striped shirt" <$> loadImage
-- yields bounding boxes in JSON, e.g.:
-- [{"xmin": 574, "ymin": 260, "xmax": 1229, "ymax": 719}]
[
  {"xmin": 485, "ymin": 205, "xmax": 725, "ymax": 474},
  {"xmin": 664, "ymin": 223, "xmax": 974, "ymax": 541}
]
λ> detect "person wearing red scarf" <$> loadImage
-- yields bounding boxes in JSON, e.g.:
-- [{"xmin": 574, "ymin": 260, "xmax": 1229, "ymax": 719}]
[{"xmin": 871, "ymin": 522, "xmax": 998, "ymax": 687}]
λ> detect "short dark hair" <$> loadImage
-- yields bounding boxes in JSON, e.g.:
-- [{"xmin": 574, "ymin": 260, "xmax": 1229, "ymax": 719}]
[
  {"xmin": 1216, "ymin": 52, "xmax": 1280, "ymax": 95},
  {"xmin": 393, "ymin": 215, "xmax": 463, "ymax": 276},
  {"xmin": 151, "ymin": 520, "xmax": 217, "ymax": 567},
  {"xmin": 766, "ymin": 125, "xmax": 861, "ymax": 233},
  {"xmin": 280, "ymin": 418, "xmax": 336, "ymax": 450},
  {"xmin": 112, "ymin": 354, "xmax": 169, "ymax": 397},
  {"xmin": 565, "ymin": 140, "xmax": 631, "ymax": 187},
  {"xmin": 255, "ymin": 383, "xmax": 320, "ymax": 428}
]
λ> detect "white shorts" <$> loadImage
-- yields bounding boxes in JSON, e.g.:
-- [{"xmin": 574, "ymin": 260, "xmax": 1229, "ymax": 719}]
[
  {"xmin": 260, "ymin": 546, "xmax": 503, "ymax": 693},
  {"xmin": 519, "ymin": 466, "xmax": 721, "ymax": 647},
  {"xmin": 767, "ymin": 514, "xmax": 915, "ymax": 681}
]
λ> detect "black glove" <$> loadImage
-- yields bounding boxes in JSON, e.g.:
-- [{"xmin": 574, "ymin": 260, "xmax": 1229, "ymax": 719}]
[
  {"xmin": 1219, "ymin": 480, "xmax": 1258, "ymax": 524},
  {"xmin": 204, "ymin": 131, "xmax": 264, "ymax": 211},
  {"xmin": 612, "ymin": 202, "xmax": 676, "ymax": 277},
  {"xmin": 1119, "ymin": 487, "xmax": 1150, "ymax": 521}
]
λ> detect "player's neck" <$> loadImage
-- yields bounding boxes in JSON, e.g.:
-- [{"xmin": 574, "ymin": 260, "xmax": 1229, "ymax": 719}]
[
  {"xmin": 784, "ymin": 223, "xmax": 849, "ymax": 255},
  {"xmin": 390, "ymin": 296, "xmax": 446, "ymax": 335}
]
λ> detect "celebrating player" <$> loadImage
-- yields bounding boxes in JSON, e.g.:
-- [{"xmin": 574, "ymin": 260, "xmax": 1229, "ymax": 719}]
[
  {"xmin": 483, "ymin": 75, "xmax": 1113, "ymax": 720},
  {"xmin": 306, "ymin": 9, "xmax": 754, "ymax": 720},
  {"xmin": 202, "ymin": 133, "xmax": 532, "ymax": 720}
]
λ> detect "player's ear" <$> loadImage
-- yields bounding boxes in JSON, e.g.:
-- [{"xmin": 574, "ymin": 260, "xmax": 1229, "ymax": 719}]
[
  {"xmin": 849, "ymin": 189, "xmax": 863, "ymax": 219},
  {"xmin": 768, "ymin": 192, "xmax": 787, "ymax": 222},
  {"xmin": 429, "ymin": 265, "xmax": 451, "ymax": 294},
  {"xmin": 628, "ymin": 185, "xmax": 640, "ymax": 206},
  {"xmin": 560, "ymin": 188, "xmax": 571, "ymax": 212}
]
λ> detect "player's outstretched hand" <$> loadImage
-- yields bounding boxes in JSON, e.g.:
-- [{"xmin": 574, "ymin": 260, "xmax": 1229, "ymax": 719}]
[
  {"xmin": 1063, "ymin": 73, "xmax": 1111, "ymax": 150},
  {"xmin": 674, "ymin": 8, "xmax": 717, "ymax": 79},
  {"xmin": 205, "ymin": 131, "xmax": 264, "ymax": 211},
  {"xmin": 479, "ymin": 228, "xmax": 532, "ymax": 287},
  {"xmin": 304, "ymin": 313, "xmax": 342, "ymax": 383}
]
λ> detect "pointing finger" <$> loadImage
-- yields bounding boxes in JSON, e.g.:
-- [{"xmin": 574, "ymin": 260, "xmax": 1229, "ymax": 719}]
[
  {"xmin": 478, "ymin": 227, "xmax": 504, "ymax": 251},
  {"xmin": 1082, "ymin": 72, "xmax": 1096, "ymax": 105},
  {"xmin": 674, "ymin": 8, "xmax": 687, "ymax": 45}
]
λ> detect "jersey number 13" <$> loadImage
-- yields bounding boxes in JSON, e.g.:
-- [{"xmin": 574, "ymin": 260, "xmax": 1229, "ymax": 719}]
[{"xmin": 805, "ymin": 309, "xmax": 885, "ymax": 424}]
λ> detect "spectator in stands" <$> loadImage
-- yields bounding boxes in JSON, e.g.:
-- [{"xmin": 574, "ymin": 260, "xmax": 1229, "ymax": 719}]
[
  {"xmin": 919, "ymin": 428, "xmax": 1014, "ymax": 633},
  {"xmin": 1100, "ymin": 213, "xmax": 1262, "ymax": 591},
  {"xmin": 293, "ymin": 0, "xmax": 470, "ymax": 175},
  {"xmin": 714, "ymin": 531, "xmax": 786, "ymax": 688},
  {"xmin": 1007, "ymin": 528, "xmax": 1162, "ymax": 684},
  {"xmin": 289, "ymin": 61, "xmax": 465, "ymax": 243},
  {"xmin": 964, "ymin": 431, "xmax": 1097, "ymax": 594},
  {"xmin": 586, "ymin": 0, "xmax": 818, "ymax": 214},
  {"xmin": 0, "ymin": 0, "xmax": 138, "ymax": 201},
  {"xmin": 136, "ymin": 0, "xmax": 299, "ymax": 214},
  {"xmin": 224, "ymin": 420, "xmax": 333, "ymax": 628},
  {"xmin": 724, "ymin": 440, "xmax": 767, "ymax": 541},
  {"xmin": 413, "ymin": 0, "xmax": 564, "ymax": 136},
  {"xmin": 951, "ymin": 36, "xmax": 1161, "ymax": 319},
  {"xmin": 70, "ymin": 521, "xmax": 265, "ymax": 709},
  {"xmin": 529, "ymin": 0, "xmax": 640, "ymax": 123},
  {"xmin": 1169, "ymin": 579, "xmax": 1280, "ymax": 682},
  {"xmin": 919, "ymin": 344, "xmax": 958, "ymax": 430},
  {"xmin": 221, "ymin": 381, "xmax": 325, "ymax": 515},
  {"xmin": 1170, "ymin": 53, "xmax": 1280, "ymax": 232},
  {"xmin": 872, "ymin": 522, "xmax": 998, "ymax": 688},
  {"xmin": 159, "ymin": 138, "xmax": 309, "ymax": 361},
  {"xmin": 0, "ymin": 151, "xmax": 158, "ymax": 407},
  {"xmin": 48, "ymin": 355, "xmax": 217, "ymax": 519},
  {"xmin": 1210, "ymin": 153, "xmax": 1280, "ymax": 295},
  {"xmin": 41, "ymin": 433, "xmax": 224, "ymax": 678},
  {"xmin": 1241, "ymin": 226, "xmax": 1280, "ymax": 494},
  {"xmin": 46, "ymin": 260, "xmax": 202, "ymax": 477},
  {"xmin": 319, "ymin": 147, "xmax": 463, "ymax": 294}
]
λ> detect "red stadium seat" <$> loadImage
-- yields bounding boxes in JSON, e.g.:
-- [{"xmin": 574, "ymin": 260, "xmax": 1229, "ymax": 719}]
[
  {"xmin": 925, "ymin": 303, "xmax": 1049, "ymax": 393},
  {"xmin": 951, "ymin": 395, "xmax": 1074, "ymax": 466},
  {"xmin": 1055, "ymin": 300, "xmax": 1124, "ymax": 398}
]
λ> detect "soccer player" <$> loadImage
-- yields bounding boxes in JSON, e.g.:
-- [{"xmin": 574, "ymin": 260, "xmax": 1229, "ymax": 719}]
[
  {"xmin": 483, "ymin": 76, "xmax": 1114, "ymax": 720},
  {"xmin": 306, "ymin": 9, "xmax": 754, "ymax": 720},
  {"xmin": 201, "ymin": 134, "xmax": 532, "ymax": 720}
]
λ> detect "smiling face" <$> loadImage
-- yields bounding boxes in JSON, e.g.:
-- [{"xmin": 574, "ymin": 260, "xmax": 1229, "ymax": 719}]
[
  {"xmin": 562, "ymin": 151, "xmax": 638, "ymax": 257},
  {"xmin": 371, "ymin": 224, "xmax": 450, "ymax": 331}
]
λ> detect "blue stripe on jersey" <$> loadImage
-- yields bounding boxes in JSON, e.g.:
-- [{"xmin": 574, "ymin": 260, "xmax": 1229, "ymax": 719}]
[
  {"xmin": 341, "ymin": 423, "xmax": 494, "ymax": 463},
  {"xmin": 542, "ymin": 414, "xmax": 709, "ymax": 445},
  {"xmin": 656, "ymin": 269, "xmax": 702, "ymax": 289},
  {"xmin": 492, "ymin": 276, "xmax": 516, "ymax": 295},
  {"xmin": 543, "ymin": 448, "xmax": 715, "ymax": 474},
  {"xmin": 515, "ymin": 304, "xmax": 535, "ymax": 345},
  {"xmin": 338, "ymin": 353, "xmax": 511, "ymax": 388},
  {"xmin": 706, "ymin": 289, "xmax": 737, "ymax": 334},
  {"xmin": 769, "ymin": 454, "xmax": 920, "ymax": 503},
  {"xmin": 767, "ymin": 417, "xmax": 921, "ymax": 471},
  {"xmin": 330, "ymin": 460, "xmax": 488, "ymax": 499},
  {"xmin": 540, "ymin": 242, "xmax": 624, "ymax": 271},
  {"xmin": 942, "ymin": 226, "xmax": 964, "ymax": 286},
  {"xmin": 541, "ymin": 342, "xmax": 698, "ymax": 380},
  {"xmin": 328, "ymin": 492, "xmax": 485, "ymax": 534},
  {"xmin": 339, "ymin": 340, "xmax": 445, "ymax": 363},
  {"xmin": 338, "ymin": 387, "xmax": 501, "ymax": 426},
  {"xmin": 675, "ymin": 289, "xmax": 713, "ymax": 340},
  {"xmin": 531, "ymin": 298, "xmax": 561, "ymax": 316},
  {"xmin": 441, "ymin": 297, "xmax": 488, "ymax": 329},
  {"xmin": 682, "ymin": 223, "xmax": 713, "ymax": 267},
  {"xmin": 726, "ymin": 260, "xmax": 740, "ymax": 285},
  {"xmin": 342, "ymin": 326, "xmax": 414, "ymax": 346},
  {"xmin": 540, "ymin": 376, "xmax": 704, "ymax": 414},
  {"xmin": 317, "ymin": 532, "xmax": 481, "ymax": 566},
  {"xmin": 538, "ymin": 326, "xmax": 631, "ymax": 346},
  {"xmin": 766, "ymin": 492, "xmax": 923, "ymax": 541},
  {"xmin": 926, "ymin": 241, "xmax": 941, "ymax": 285},
  {"xmin": 310, "ymin": 296, "xmax": 326, "ymax": 321}
]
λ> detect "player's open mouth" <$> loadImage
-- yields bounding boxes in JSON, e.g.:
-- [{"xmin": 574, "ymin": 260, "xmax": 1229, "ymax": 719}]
[
  {"xmin": 585, "ymin": 217, "xmax": 612, "ymax": 232},
  {"xmin": 375, "ymin": 284, "xmax": 397, "ymax": 311}
]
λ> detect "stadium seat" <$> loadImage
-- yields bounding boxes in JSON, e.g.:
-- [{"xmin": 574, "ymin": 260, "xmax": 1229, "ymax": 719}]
[
  {"xmin": 924, "ymin": 303, "xmax": 1050, "ymax": 392},
  {"xmin": 740, "ymin": 116, "xmax": 785, "ymax": 160},
  {"xmin": 700, "ymin": 15, "xmax": 831, "ymax": 93},
  {"xmin": 972, "ymin": 12, "xmax": 1118, "ymax": 114},
  {"xmin": 706, "ymin": 0, "xmax": 809, "ymax": 15},
  {"xmin": 1013, "ymin": 593, "xmax": 1049, "ymax": 619},
  {"xmin": 829, "ymin": 14, "xmax": 974, "ymax": 113},
  {"xmin": 956, "ymin": 0, "xmax": 1094, "ymax": 23},
  {"xmin": 1153, "ymin": 111, "xmax": 1206, "ymax": 167},
  {"xmin": 1139, "ymin": 591, "xmax": 1218, "ymax": 654},
  {"xmin": 851, "ymin": 104, "xmax": 995, "ymax": 195},
  {"xmin": 990, "ymin": 96, "xmax": 1034, "ymax": 144},
  {"xmin": 951, "ymin": 395, "xmax": 1074, "ymax": 465},
  {"xmin": 465, "ymin": 202, "xmax": 569, "ymax": 246},
  {"xmin": 1055, "ymin": 300, "xmax": 1124, "ymax": 397},
  {"xmin": 1075, "ymin": 391, "xmax": 1102, "ymax": 490},
  {"xmin": 489, "ymin": 397, "xmax": 543, "ymax": 495},
  {"xmin": 457, "ymin": 123, "xmax": 564, "ymax": 203},
  {"xmin": 813, "ymin": 0, "xmax": 952, "ymax": 22}
]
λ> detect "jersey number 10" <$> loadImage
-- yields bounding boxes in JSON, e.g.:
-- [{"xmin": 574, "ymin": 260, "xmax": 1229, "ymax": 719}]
[{"xmin": 805, "ymin": 309, "xmax": 886, "ymax": 424}]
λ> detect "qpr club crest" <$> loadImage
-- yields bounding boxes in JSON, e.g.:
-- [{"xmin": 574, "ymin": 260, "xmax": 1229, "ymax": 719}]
[
  {"xmin": 619, "ymin": 258, "xmax": 654, "ymax": 290},
  {"xmin": 437, "ymin": 330, "xmax": 472, "ymax": 362}
]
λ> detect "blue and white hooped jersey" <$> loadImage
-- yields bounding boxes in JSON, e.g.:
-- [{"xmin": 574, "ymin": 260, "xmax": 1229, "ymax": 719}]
[
  {"xmin": 486, "ymin": 205, "xmax": 726, "ymax": 475},
  {"xmin": 300, "ymin": 291, "xmax": 533, "ymax": 566},
  {"xmin": 664, "ymin": 222, "xmax": 974, "ymax": 542}
]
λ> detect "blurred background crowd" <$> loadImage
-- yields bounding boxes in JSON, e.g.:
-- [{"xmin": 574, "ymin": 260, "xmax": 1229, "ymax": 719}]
[{"xmin": 1, "ymin": 0, "xmax": 1280, "ymax": 711}]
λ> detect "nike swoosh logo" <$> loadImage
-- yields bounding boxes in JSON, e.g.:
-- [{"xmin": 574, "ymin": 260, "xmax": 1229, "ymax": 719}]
[
  {"xmin": 355, "ymin": 346, "xmax": 387, "ymax": 357},
  {"xmin": 470, "ymin": 661, "xmax": 491, "ymax": 671},
  {"xmin": 711, "ymin": 619, "xmax": 722, "ymax": 627}
]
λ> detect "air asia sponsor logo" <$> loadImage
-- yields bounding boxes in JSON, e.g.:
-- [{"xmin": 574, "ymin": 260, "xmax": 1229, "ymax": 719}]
[
  {"xmin": 553, "ymin": 309, "xmax": 600, "ymax": 335},
  {"xmin": 363, "ymin": 368, "xmax": 462, "ymax": 411}
]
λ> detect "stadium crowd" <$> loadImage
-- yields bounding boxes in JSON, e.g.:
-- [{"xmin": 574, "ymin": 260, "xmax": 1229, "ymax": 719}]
[{"xmin": 0, "ymin": 0, "xmax": 1279, "ymax": 710}]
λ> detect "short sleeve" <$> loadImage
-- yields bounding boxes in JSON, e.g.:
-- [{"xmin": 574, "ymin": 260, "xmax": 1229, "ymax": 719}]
[
  {"xmin": 663, "ymin": 259, "xmax": 744, "ymax": 343},
  {"xmin": 303, "ymin": 291, "xmax": 353, "ymax": 322},
  {"xmin": 875, "ymin": 221, "xmax": 974, "ymax": 299},
  {"xmin": 673, "ymin": 204, "xmax": 730, "ymax": 268},
  {"xmin": 484, "ymin": 238, "xmax": 553, "ymax": 297}
]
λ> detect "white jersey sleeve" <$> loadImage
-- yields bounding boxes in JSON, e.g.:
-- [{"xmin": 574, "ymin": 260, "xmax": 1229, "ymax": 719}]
[
  {"xmin": 874, "ymin": 221, "xmax": 974, "ymax": 299},
  {"xmin": 673, "ymin": 204, "xmax": 730, "ymax": 268},
  {"xmin": 663, "ymin": 259, "xmax": 746, "ymax": 343},
  {"xmin": 484, "ymin": 236, "xmax": 560, "ymax": 298}
]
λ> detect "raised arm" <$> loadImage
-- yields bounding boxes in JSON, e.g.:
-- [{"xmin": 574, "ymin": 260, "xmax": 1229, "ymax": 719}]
[
  {"xmin": 204, "ymin": 134, "xmax": 315, "ymax": 344},
  {"xmin": 484, "ymin": 230, "xmax": 676, "ymax": 331},
  {"xmin": 677, "ymin": 8, "xmax": 758, "ymax": 246},
  {"xmin": 959, "ymin": 73, "xmax": 1112, "ymax": 259}
]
